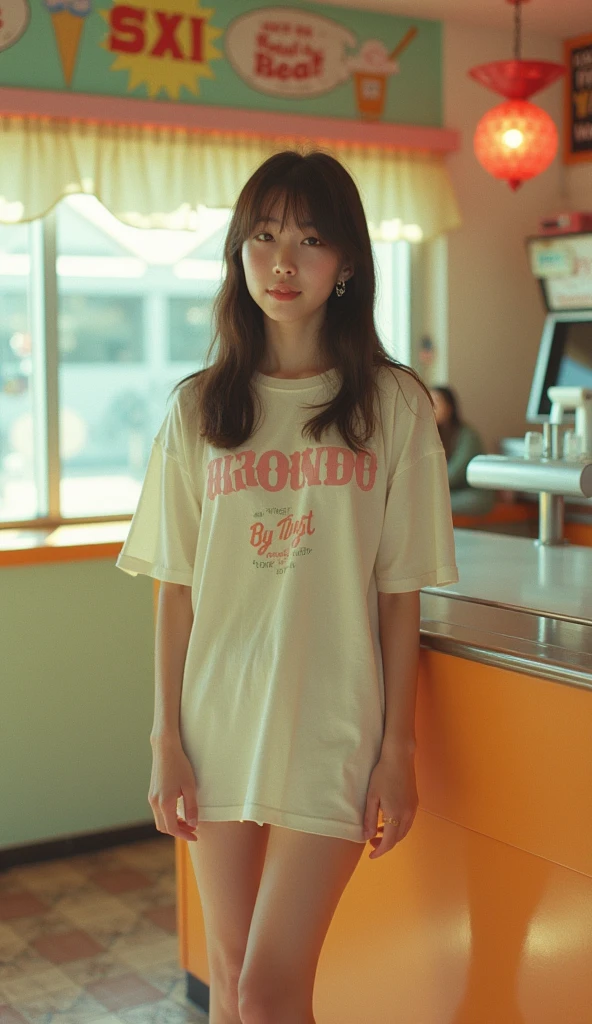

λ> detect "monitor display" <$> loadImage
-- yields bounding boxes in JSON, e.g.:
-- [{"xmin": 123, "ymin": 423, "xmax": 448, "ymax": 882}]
[{"xmin": 527, "ymin": 313, "xmax": 592, "ymax": 421}]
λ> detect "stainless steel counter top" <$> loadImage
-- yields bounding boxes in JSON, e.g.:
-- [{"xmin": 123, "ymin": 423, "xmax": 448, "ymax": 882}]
[
  {"xmin": 429, "ymin": 529, "xmax": 592, "ymax": 624},
  {"xmin": 419, "ymin": 530, "xmax": 592, "ymax": 690}
]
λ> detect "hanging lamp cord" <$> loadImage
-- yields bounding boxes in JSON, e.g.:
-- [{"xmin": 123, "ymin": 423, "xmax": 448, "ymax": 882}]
[{"xmin": 513, "ymin": 0, "xmax": 522, "ymax": 61}]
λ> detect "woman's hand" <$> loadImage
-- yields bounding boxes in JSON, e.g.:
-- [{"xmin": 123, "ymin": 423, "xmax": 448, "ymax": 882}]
[
  {"xmin": 363, "ymin": 749, "xmax": 419, "ymax": 859},
  {"xmin": 148, "ymin": 735, "xmax": 199, "ymax": 842}
]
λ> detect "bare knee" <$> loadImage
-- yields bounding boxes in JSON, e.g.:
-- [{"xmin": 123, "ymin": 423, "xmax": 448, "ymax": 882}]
[
  {"xmin": 238, "ymin": 965, "xmax": 314, "ymax": 1024},
  {"xmin": 210, "ymin": 955, "xmax": 244, "ymax": 1017}
]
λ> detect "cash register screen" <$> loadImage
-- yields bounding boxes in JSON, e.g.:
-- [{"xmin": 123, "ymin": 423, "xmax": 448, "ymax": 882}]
[{"xmin": 528, "ymin": 316, "xmax": 592, "ymax": 420}]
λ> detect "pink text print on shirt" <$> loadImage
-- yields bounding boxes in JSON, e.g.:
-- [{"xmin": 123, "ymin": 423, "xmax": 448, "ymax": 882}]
[
  {"xmin": 206, "ymin": 444, "xmax": 379, "ymax": 576},
  {"xmin": 251, "ymin": 507, "xmax": 313, "ymax": 554},
  {"xmin": 206, "ymin": 444, "xmax": 378, "ymax": 499}
]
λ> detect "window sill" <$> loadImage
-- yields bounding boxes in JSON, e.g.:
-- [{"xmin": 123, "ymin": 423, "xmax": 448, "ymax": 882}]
[{"xmin": 0, "ymin": 521, "xmax": 130, "ymax": 567}]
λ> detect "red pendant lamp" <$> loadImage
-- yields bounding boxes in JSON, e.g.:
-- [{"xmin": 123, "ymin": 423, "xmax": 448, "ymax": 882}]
[{"xmin": 468, "ymin": 0, "xmax": 565, "ymax": 190}]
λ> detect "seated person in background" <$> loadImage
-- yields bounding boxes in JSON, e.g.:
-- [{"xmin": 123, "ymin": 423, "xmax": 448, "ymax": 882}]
[{"xmin": 430, "ymin": 385, "xmax": 495, "ymax": 515}]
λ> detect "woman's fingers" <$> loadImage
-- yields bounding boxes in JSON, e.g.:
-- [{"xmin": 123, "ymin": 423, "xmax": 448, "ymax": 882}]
[
  {"xmin": 157, "ymin": 813, "xmax": 198, "ymax": 842},
  {"xmin": 148, "ymin": 746, "xmax": 200, "ymax": 842},
  {"xmin": 162, "ymin": 797, "xmax": 197, "ymax": 840},
  {"xmin": 151, "ymin": 798, "xmax": 199, "ymax": 841},
  {"xmin": 181, "ymin": 791, "xmax": 198, "ymax": 829},
  {"xmin": 175, "ymin": 815, "xmax": 198, "ymax": 841}
]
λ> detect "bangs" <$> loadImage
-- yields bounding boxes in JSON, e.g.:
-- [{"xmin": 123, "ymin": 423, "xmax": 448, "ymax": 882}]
[
  {"xmin": 229, "ymin": 151, "xmax": 366, "ymax": 265},
  {"xmin": 242, "ymin": 176, "xmax": 346, "ymax": 250}
]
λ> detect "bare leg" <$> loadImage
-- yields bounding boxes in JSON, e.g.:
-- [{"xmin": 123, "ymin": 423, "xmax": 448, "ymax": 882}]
[
  {"xmin": 238, "ymin": 826, "xmax": 365, "ymax": 1024},
  {"xmin": 187, "ymin": 820, "xmax": 270, "ymax": 1024}
]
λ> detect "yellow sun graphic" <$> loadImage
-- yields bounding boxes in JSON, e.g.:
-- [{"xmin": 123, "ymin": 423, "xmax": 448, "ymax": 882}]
[{"xmin": 99, "ymin": 0, "xmax": 224, "ymax": 101}]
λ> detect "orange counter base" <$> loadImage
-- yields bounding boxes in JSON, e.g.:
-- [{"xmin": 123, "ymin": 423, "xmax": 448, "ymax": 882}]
[
  {"xmin": 175, "ymin": 648, "xmax": 592, "ymax": 1022},
  {"xmin": 452, "ymin": 500, "xmax": 592, "ymax": 548}
]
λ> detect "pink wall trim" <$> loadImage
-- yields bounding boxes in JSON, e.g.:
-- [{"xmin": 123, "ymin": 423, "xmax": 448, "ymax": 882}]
[{"xmin": 0, "ymin": 87, "xmax": 460, "ymax": 153}]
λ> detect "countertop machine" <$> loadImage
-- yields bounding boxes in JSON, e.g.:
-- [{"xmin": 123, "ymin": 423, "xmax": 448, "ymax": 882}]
[{"xmin": 470, "ymin": 229, "xmax": 592, "ymax": 545}]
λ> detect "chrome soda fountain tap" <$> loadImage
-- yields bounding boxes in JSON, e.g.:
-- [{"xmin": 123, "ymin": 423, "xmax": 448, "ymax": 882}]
[{"xmin": 466, "ymin": 387, "xmax": 592, "ymax": 546}]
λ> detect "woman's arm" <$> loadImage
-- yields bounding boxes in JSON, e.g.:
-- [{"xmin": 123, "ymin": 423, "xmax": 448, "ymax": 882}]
[
  {"xmin": 151, "ymin": 582, "xmax": 194, "ymax": 746},
  {"xmin": 377, "ymin": 590, "xmax": 420, "ymax": 760}
]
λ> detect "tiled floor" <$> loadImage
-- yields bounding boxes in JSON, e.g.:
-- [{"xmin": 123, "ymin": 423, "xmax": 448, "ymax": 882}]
[{"xmin": 0, "ymin": 837, "xmax": 208, "ymax": 1023}]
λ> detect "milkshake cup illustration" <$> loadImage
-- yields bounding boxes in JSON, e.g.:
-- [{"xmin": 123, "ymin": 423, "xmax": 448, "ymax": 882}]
[
  {"xmin": 44, "ymin": 0, "xmax": 91, "ymax": 87},
  {"xmin": 348, "ymin": 28, "xmax": 418, "ymax": 120}
]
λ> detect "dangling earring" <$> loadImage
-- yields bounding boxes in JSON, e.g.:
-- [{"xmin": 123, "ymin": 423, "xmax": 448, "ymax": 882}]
[{"xmin": 335, "ymin": 279, "xmax": 346, "ymax": 297}]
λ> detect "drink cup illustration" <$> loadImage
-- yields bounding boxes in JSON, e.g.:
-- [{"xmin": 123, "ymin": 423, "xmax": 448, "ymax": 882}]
[
  {"xmin": 44, "ymin": 0, "xmax": 91, "ymax": 87},
  {"xmin": 348, "ymin": 28, "xmax": 418, "ymax": 120}
]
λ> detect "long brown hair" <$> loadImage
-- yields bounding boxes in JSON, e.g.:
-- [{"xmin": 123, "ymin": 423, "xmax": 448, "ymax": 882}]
[
  {"xmin": 432, "ymin": 385, "xmax": 462, "ymax": 460},
  {"xmin": 170, "ymin": 148, "xmax": 433, "ymax": 456}
]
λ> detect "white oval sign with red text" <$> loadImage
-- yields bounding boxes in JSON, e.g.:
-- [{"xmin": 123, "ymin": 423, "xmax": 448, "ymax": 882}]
[{"xmin": 224, "ymin": 7, "xmax": 357, "ymax": 97}]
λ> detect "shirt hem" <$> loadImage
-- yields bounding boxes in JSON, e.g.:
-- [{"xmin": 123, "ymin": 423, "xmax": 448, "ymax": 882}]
[
  {"xmin": 376, "ymin": 564, "xmax": 459, "ymax": 592},
  {"xmin": 115, "ymin": 554, "xmax": 193, "ymax": 586},
  {"xmin": 195, "ymin": 804, "xmax": 367, "ymax": 843}
]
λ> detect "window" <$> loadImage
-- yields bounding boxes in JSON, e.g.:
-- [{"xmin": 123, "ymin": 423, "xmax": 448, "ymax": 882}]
[
  {"xmin": 0, "ymin": 221, "xmax": 35, "ymax": 522},
  {"xmin": 0, "ymin": 195, "xmax": 411, "ymax": 527}
]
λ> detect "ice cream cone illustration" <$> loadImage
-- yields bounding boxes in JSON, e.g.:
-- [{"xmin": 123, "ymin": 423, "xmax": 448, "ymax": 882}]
[
  {"xmin": 348, "ymin": 28, "xmax": 418, "ymax": 121},
  {"xmin": 44, "ymin": 0, "xmax": 91, "ymax": 87}
]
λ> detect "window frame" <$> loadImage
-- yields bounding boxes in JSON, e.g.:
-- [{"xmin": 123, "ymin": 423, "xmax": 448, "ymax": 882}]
[{"xmin": 1, "ymin": 206, "xmax": 415, "ymax": 531}]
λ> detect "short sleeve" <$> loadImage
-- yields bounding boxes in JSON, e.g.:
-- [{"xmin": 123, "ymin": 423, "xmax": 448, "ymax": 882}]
[
  {"xmin": 374, "ymin": 371, "xmax": 459, "ymax": 593},
  {"xmin": 115, "ymin": 389, "xmax": 200, "ymax": 586}
]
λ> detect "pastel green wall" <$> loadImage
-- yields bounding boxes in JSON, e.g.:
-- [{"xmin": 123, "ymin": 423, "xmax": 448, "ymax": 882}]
[
  {"xmin": 1, "ymin": 558, "xmax": 156, "ymax": 850},
  {"xmin": 0, "ymin": 1, "xmax": 442, "ymax": 127}
]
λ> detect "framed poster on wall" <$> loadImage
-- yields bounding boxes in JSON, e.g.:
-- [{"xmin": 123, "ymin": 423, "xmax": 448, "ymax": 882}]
[{"xmin": 564, "ymin": 32, "xmax": 592, "ymax": 165}]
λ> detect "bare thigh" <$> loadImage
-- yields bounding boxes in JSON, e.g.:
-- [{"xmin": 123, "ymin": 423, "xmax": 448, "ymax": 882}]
[
  {"xmin": 238, "ymin": 827, "xmax": 366, "ymax": 1017},
  {"xmin": 187, "ymin": 821, "xmax": 270, "ymax": 986}
]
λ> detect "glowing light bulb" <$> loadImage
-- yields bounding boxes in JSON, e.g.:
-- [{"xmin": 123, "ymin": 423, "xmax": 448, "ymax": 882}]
[
  {"xmin": 502, "ymin": 128, "xmax": 524, "ymax": 149},
  {"xmin": 473, "ymin": 99, "xmax": 558, "ymax": 190}
]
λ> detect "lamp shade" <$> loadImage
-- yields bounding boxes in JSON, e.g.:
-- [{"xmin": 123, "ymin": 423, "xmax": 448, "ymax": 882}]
[
  {"xmin": 468, "ymin": 60, "xmax": 566, "ymax": 101},
  {"xmin": 473, "ymin": 99, "xmax": 558, "ymax": 190}
]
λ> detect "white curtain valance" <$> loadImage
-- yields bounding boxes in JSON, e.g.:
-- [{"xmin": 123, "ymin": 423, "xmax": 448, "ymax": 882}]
[{"xmin": 0, "ymin": 115, "xmax": 461, "ymax": 241}]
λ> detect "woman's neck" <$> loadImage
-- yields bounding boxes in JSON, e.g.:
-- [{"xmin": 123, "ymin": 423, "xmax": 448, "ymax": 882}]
[{"xmin": 260, "ymin": 306, "xmax": 329, "ymax": 378}]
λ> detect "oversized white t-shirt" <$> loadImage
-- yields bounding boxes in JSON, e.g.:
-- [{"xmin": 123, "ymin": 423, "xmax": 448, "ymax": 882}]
[{"xmin": 116, "ymin": 364, "xmax": 459, "ymax": 843}]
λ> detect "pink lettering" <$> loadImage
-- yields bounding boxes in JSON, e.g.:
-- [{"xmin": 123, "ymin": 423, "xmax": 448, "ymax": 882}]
[
  {"xmin": 249, "ymin": 520, "xmax": 273, "ymax": 553},
  {"xmin": 248, "ymin": 510, "xmax": 315, "ymax": 555},
  {"xmin": 277, "ymin": 510, "xmax": 314, "ymax": 539},
  {"xmin": 255, "ymin": 52, "xmax": 273, "ymax": 77},
  {"xmin": 206, "ymin": 445, "xmax": 377, "ymax": 500},
  {"xmin": 294, "ymin": 61, "xmax": 310, "ymax": 79},
  {"xmin": 254, "ymin": 49, "xmax": 325, "ymax": 81}
]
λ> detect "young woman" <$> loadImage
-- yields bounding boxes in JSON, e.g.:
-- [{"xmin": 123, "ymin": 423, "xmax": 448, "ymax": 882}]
[
  {"xmin": 117, "ymin": 150, "xmax": 459, "ymax": 1024},
  {"xmin": 430, "ymin": 385, "xmax": 495, "ymax": 515}
]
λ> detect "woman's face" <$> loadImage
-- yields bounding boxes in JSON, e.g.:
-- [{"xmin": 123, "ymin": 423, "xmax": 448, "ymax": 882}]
[
  {"xmin": 240, "ymin": 197, "xmax": 353, "ymax": 326},
  {"xmin": 430, "ymin": 390, "xmax": 452, "ymax": 427}
]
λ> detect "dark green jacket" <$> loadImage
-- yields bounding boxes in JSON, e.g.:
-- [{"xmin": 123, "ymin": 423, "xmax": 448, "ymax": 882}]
[{"xmin": 447, "ymin": 424, "xmax": 485, "ymax": 490}]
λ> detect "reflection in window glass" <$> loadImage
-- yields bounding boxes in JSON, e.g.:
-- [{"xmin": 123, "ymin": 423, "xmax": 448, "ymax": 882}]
[
  {"xmin": 168, "ymin": 296, "xmax": 215, "ymax": 363},
  {"xmin": 59, "ymin": 296, "xmax": 144, "ymax": 364},
  {"xmin": 55, "ymin": 195, "xmax": 229, "ymax": 519},
  {"xmin": 0, "ymin": 225, "xmax": 36, "ymax": 523}
]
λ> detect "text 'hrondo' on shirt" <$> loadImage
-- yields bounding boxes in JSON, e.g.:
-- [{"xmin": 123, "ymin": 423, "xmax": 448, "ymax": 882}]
[{"xmin": 205, "ymin": 445, "xmax": 379, "ymax": 499}]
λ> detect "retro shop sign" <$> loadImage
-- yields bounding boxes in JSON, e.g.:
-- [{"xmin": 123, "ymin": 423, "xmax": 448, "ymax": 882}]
[
  {"xmin": 564, "ymin": 33, "xmax": 592, "ymax": 163},
  {"xmin": 0, "ymin": 1, "xmax": 442, "ymax": 128}
]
